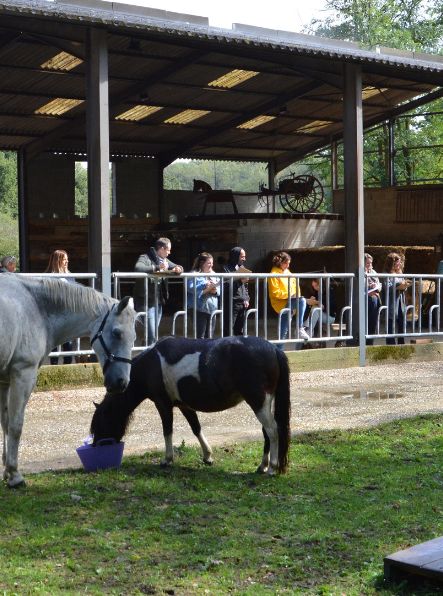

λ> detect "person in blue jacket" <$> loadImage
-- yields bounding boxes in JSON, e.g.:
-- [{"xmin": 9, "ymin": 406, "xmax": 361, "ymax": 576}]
[{"xmin": 187, "ymin": 252, "xmax": 220, "ymax": 339}]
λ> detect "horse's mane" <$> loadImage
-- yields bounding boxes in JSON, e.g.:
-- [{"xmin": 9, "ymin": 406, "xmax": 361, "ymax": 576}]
[{"xmin": 19, "ymin": 277, "xmax": 115, "ymax": 316}]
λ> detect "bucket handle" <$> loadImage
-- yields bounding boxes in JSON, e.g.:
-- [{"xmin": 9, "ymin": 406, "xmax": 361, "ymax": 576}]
[{"xmin": 96, "ymin": 438, "xmax": 117, "ymax": 447}]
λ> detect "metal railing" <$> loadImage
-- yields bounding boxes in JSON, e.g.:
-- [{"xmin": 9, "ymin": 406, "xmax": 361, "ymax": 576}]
[
  {"xmin": 365, "ymin": 272, "xmax": 442, "ymax": 342},
  {"xmin": 112, "ymin": 271, "xmax": 354, "ymax": 350},
  {"xmin": 13, "ymin": 270, "xmax": 442, "ymax": 363}
]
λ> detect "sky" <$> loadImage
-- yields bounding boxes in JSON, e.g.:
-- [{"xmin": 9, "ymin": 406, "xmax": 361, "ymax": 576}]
[{"xmin": 121, "ymin": 0, "xmax": 330, "ymax": 32}]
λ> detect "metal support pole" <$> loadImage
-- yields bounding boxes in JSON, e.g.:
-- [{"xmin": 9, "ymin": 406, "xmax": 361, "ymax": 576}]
[
  {"xmin": 86, "ymin": 27, "xmax": 111, "ymax": 295},
  {"xmin": 343, "ymin": 63, "xmax": 366, "ymax": 365}
]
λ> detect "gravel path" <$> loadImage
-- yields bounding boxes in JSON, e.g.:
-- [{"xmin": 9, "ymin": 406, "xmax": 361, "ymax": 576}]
[{"xmin": 19, "ymin": 360, "xmax": 443, "ymax": 475}]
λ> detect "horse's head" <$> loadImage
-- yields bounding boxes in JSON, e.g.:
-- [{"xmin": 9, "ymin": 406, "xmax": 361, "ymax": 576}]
[
  {"xmin": 90, "ymin": 296, "xmax": 136, "ymax": 394},
  {"xmin": 193, "ymin": 179, "xmax": 212, "ymax": 193},
  {"xmin": 90, "ymin": 393, "xmax": 132, "ymax": 445}
]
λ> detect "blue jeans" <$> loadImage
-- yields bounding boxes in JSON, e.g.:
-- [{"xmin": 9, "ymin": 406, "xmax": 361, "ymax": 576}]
[
  {"xmin": 278, "ymin": 296, "xmax": 307, "ymax": 346},
  {"xmin": 147, "ymin": 304, "xmax": 162, "ymax": 345}
]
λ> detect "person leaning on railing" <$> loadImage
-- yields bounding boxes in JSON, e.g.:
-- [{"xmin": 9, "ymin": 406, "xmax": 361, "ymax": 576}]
[
  {"xmin": 133, "ymin": 237, "xmax": 183, "ymax": 345},
  {"xmin": 268, "ymin": 251, "xmax": 310, "ymax": 347}
]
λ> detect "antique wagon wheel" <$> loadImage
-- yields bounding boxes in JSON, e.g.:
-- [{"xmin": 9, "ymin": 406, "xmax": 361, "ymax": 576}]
[{"xmin": 279, "ymin": 175, "xmax": 324, "ymax": 214}]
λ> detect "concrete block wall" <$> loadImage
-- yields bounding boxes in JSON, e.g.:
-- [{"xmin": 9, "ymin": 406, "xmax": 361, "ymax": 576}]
[
  {"xmin": 333, "ymin": 186, "xmax": 443, "ymax": 246},
  {"xmin": 235, "ymin": 219, "xmax": 344, "ymax": 271},
  {"xmin": 185, "ymin": 217, "xmax": 344, "ymax": 271}
]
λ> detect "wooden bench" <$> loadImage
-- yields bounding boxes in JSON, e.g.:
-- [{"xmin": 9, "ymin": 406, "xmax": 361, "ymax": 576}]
[{"xmin": 384, "ymin": 535, "xmax": 443, "ymax": 584}]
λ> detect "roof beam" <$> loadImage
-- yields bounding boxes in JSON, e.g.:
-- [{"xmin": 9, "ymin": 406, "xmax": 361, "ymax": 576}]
[
  {"xmin": 158, "ymin": 79, "xmax": 322, "ymax": 166},
  {"xmin": 23, "ymin": 32, "xmax": 85, "ymax": 61}
]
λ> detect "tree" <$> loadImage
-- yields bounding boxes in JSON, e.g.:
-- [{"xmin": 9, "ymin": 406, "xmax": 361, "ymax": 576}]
[
  {"xmin": 0, "ymin": 152, "xmax": 18, "ymax": 217},
  {"xmin": 307, "ymin": 0, "xmax": 443, "ymax": 52},
  {"xmin": 74, "ymin": 162, "xmax": 88, "ymax": 217}
]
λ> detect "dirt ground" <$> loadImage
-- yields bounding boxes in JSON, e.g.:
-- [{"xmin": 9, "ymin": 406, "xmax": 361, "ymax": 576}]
[{"xmin": 18, "ymin": 360, "xmax": 443, "ymax": 476}]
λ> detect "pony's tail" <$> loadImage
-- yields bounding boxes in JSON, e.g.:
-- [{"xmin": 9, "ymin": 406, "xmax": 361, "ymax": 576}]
[{"xmin": 274, "ymin": 348, "xmax": 291, "ymax": 473}]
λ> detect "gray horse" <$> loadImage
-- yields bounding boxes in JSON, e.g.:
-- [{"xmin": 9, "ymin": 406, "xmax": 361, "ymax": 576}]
[{"xmin": 0, "ymin": 274, "xmax": 136, "ymax": 487}]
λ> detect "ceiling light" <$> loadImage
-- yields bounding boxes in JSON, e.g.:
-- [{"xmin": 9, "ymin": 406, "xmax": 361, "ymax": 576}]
[
  {"xmin": 208, "ymin": 69, "xmax": 259, "ymax": 89},
  {"xmin": 164, "ymin": 109, "xmax": 210, "ymax": 125},
  {"xmin": 115, "ymin": 105, "xmax": 163, "ymax": 121},
  {"xmin": 237, "ymin": 115, "xmax": 276, "ymax": 130},
  {"xmin": 40, "ymin": 52, "xmax": 83, "ymax": 71},
  {"xmin": 362, "ymin": 86, "xmax": 388, "ymax": 100},
  {"xmin": 34, "ymin": 98, "xmax": 84, "ymax": 116},
  {"xmin": 296, "ymin": 120, "xmax": 332, "ymax": 133}
]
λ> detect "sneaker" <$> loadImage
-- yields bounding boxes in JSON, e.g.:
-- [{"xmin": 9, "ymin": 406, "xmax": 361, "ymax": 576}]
[{"xmin": 299, "ymin": 327, "xmax": 310, "ymax": 341}]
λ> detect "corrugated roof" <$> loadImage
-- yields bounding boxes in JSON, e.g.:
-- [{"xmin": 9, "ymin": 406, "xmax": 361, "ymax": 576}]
[
  {"xmin": 1, "ymin": 0, "xmax": 441, "ymax": 71},
  {"xmin": 0, "ymin": 0, "xmax": 441, "ymax": 171}
]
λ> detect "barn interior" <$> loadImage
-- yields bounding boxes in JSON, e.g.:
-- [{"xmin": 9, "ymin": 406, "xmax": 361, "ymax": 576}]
[{"xmin": 0, "ymin": 0, "xmax": 443, "ymax": 290}]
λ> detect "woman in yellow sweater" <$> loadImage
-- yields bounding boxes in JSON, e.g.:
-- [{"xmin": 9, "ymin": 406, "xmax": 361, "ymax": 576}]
[{"xmin": 268, "ymin": 251, "xmax": 309, "ymax": 347}]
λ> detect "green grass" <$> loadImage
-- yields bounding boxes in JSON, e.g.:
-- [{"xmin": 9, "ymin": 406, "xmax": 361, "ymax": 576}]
[{"xmin": 1, "ymin": 415, "xmax": 443, "ymax": 595}]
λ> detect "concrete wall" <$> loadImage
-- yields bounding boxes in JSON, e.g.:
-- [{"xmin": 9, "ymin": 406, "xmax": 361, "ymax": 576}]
[
  {"xmin": 164, "ymin": 190, "xmax": 270, "ymax": 221},
  {"xmin": 26, "ymin": 155, "xmax": 75, "ymax": 219},
  {"xmin": 183, "ymin": 217, "xmax": 343, "ymax": 271},
  {"xmin": 333, "ymin": 186, "xmax": 443, "ymax": 246}
]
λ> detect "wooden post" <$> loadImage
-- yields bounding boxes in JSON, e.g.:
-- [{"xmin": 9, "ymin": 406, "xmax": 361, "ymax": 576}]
[
  {"xmin": 388, "ymin": 118, "xmax": 395, "ymax": 186},
  {"xmin": 86, "ymin": 28, "xmax": 111, "ymax": 295},
  {"xmin": 17, "ymin": 148, "xmax": 28, "ymax": 271},
  {"xmin": 268, "ymin": 159, "xmax": 276, "ymax": 212},
  {"xmin": 343, "ymin": 64, "xmax": 365, "ymax": 363}
]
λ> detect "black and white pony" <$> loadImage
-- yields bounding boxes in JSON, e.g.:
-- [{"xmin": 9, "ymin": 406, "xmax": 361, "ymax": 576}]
[
  {"xmin": 91, "ymin": 336, "xmax": 291, "ymax": 475},
  {"xmin": 0, "ymin": 274, "xmax": 136, "ymax": 487}
]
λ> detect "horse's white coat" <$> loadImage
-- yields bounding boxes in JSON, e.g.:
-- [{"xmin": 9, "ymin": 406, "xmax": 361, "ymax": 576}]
[
  {"xmin": 0, "ymin": 275, "xmax": 136, "ymax": 487},
  {"xmin": 255, "ymin": 392, "xmax": 278, "ymax": 474},
  {"xmin": 163, "ymin": 433, "xmax": 174, "ymax": 464},
  {"xmin": 159, "ymin": 352, "xmax": 201, "ymax": 403},
  {"xmin": 197, "ymin": 431, "xmax": 213, "ymax": 463}
]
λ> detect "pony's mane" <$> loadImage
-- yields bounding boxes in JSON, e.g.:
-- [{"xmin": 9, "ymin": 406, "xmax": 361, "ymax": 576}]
[{"xmin": 20, "ymin": 277, "xmax": 116, "ymax": 316}]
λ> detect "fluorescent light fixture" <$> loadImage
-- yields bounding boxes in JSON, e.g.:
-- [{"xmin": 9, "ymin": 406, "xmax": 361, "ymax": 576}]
[
  {"xmin": 34, "ymin": 98, "xmax": 84, "ymax": 116},
  {"xmin": 297, "ymin": 120, "xmax": 332, "ymax": 133},
  {"xmin": 40, "ymin": 52, "xmax": 83, "ymax": 71},
  {"xmin": 164, "ymin": 109, "xmax": 210, "ymax": 125},
  {"xmin": 208, "ymin": 69, "xmax": 259, "ymax": 89},
  {"xmin": 115, "ymin": 105, "xmax": 163, "ymax": 121},
  {"xmin": 237, "ymin": 115, "xmax": 276, "ymax": 130}
]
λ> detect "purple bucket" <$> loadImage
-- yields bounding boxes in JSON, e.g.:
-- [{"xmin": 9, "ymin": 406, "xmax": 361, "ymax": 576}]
[{"xmin": 76, "ymin": 438, "xmax": 124, "ymax": 472}]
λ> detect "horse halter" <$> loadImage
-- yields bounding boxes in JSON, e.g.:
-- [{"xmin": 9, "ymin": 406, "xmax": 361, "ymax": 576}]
[{"xmin": 91, "ymin": 305, "xmax": 133, "ymax": 373}]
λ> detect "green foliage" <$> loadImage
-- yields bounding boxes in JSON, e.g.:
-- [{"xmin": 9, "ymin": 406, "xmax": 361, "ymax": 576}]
[
  {"xmin": 0, "ymin": 151, "xmax": 17, "ymax": 217},
  {"xmin": 0, "ymin": 211, "xmax": 19, "ymax": 266},
  {"xmin": 307, "ymin": 0, "xmax": 443, "ymax": 53},
  {"xmin": 74, "ymin": 162, "xmax": 88, "ymax": 217},
  {"xmin": 164, "ymin": 159, "xmax": 269, "ymax": 192},
  {"xmin": 0, "ymin": 415, "xmax": 442, "ymax": 593}
]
